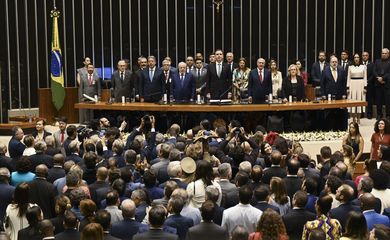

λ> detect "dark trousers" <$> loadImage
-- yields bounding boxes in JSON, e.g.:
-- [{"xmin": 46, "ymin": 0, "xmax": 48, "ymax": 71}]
[
  {"xmin": 375, "ymin": 86, "xmax": 390, "ymax": 118},
  {"xmin": 366, "ymin": 84, "xmax": 375, "ymax": 116}
]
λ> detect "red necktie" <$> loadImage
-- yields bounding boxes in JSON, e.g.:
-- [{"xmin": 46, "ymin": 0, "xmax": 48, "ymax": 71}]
[
  {"xmin": 88, "ymin": 74, "xmax": 93, "ymax": 86},
  {"xmin": 60, "ymin": 132, "xmax": 64, "ymax": 143},
  {"xmin": 259, "ymin": 70, "xmax": 263, "ymax": 83}
]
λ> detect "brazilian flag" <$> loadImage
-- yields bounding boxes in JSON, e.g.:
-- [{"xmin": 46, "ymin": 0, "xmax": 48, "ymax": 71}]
[{"xmin": 50, "ymin": 9, "xmax": 65, "ymax": 111}]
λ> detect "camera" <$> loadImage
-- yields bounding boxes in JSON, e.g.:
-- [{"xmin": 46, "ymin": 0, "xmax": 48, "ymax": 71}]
[
  {"xmin": 234, "ymin": 127, "xmax": 241, "ymax": 136},
  {"xmin": 76, "ymin": 125, "xmax": 93, "ymax": 141}
]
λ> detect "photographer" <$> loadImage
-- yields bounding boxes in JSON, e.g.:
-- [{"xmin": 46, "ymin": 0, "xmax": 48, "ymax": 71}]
[{"xmin": 125, "ymin": 115, "xmax": 157, "ymax": 162}]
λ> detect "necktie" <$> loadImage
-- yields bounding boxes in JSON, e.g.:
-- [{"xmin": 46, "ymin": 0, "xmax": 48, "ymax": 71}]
[
  {"xmin": 180, "ymin": 74, "xmax": 184, "ymax": 87},
  {"xmin": 149, "ymin": 69, "xmax": 154, "ymax": 82},
  {"xmin": 198, "ymin": 69, "xmax": 201, "ymax": 78},
  {"xmin": 88, "ymin": 74, "xmax": 93, "ymax": 86},
  {"xmin": 332, "ymin": 69, "xmax": 337, "ymax": 81},
  {"xmin": 259, "ymin": 70, "xmax": 263, "ymax": 83},
  {"xmin": 165, "ymin": 71, "xmax": 168, "ymax": 81},
  {"xmin": 217, "ymin": 64, "xmax": 221, "ymax": 77},
  {"xmin": 120, "ymin": 72, "xmax": 124, "ymax": 82},
  {"xmin": 230, "ymin": 63, "xmax": 233, "ymax": 71},
  {"xmin": 60, "ymin": 132, "xmax": 64, "ymax": 143},
  {"xmin": 342, "ymin": 62, "xmax": 346, "ymax": 69}
]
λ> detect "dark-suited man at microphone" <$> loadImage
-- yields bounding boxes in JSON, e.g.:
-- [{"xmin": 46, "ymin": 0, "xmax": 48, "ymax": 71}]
[
  {"xmin": 140, "ymin": 56, "xmax": 165, "ymax": 102},
  {"xmin": 206, "ymin": 49, "xmax": 233, "ymax": 100},
  {"xmin": 111, "ymin": 60, "xmax": 134, "ymax": 102},
  {"xmin": 171, "ymin": 62, "xmax": 196, "ymax": 102},
  {"xmin": 248, "ymin": 58, "xmax": 272, "ymax": 104},
  {"xmin": 192, "ymin": 58, "xmax": 208, "ymax": 97}
]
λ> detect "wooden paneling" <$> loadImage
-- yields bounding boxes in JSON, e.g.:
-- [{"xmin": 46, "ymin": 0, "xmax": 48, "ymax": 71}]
[
  {"xmin": 75, "ymin": 100, "xmax": 367, "ymax": 112},
  {"xmin": 38, "ymin": 88, "xmax": 79, "ymax": 124}
]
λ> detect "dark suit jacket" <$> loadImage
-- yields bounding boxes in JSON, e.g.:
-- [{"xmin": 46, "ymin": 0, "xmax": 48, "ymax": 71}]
[
  {"xmin": 28, "ymin": 178, "xmax": 56, "ymax": 218},
  {"xmin": 365, "ymin": 62, "xmax": 375, "ymax": 87},
  {"xmin": 111, "ymin": 219, "xmax": 143, "ymax": 240},
  {"xmin": 283, "ymin": 208, "xmax": 316, "ymax": 239},
  {"xmin": 227, "ymin": 62, "xmax": 239, "ymax": 72},
  {"xmin": 373, "ymin": 58, "xmax": 390, "ymax": 88},
  {"xmin": 206, "ymin": 62, "xmax": 232, "ymax": 99},
  {"xmin": 310, "ymin": 61, "xmax": 329, "ymax": 85},
  {"xmin": 133, "ymin": 229, "xmax": 179, "ymax": 240},
  {"xmin": 284, "ymin": 176, "xmax": 303, "ymax": 200},
  {"xmin": 329, "ymin": 201, "xmax": 361, "ymax": 229},
  {"xmin": 18, "ymin": 226, "xmax": 43, "ymax": 240},
  {"xmin": 0, "ymin": 154, "xmax": 14, "ymax": 172},
  {"xmin": 32, "ymin": 130, "xmax": 52, "ymax": 140},
  {"xmin": 8, "ymin": 137, "xmax": 26, "ymax": 161},
  {"xmin": 248, "ymin": 68, "xmax": 272, "ymax": 103},
  {"xmin": 171, "ymin": 72, "xmax": 196, "ymax": 101},
  {"xmin": 281, "ymin": 76, "xmax": 306, "ymax": 101},
  {"xmin": 50, "ymin": 215, "xmax": 64, "ymax": 235},
  {"xmin": 191, "ymin": 68, "xmax": 207, "ymax": 95},
  {"xmin": 0, "ymin": 183, "xmax": 15, "ymax": 220},
  {"xmin": 165, "ymin": 214, "xmax": 194, "ymax": 240},
  {"xmin": 320, "ymin": 66, "xmax": 347, "ymax": 99},
  {"xmin": 253, "ymin": 201, "xmax": 280, "ymax": 214},
  {"xmin": 55, "ymin": 229, "xmax": 80, "ymax": 240},
  {"xmin": 89, "ymin": 180, "xmax": 112, "ymax": 208},
  {"xmin": 47, "ymin": 166, "xmax": 65, "ymax": 183},
  {"xmin": 29, "ymin": 152, "xmax": 53, "ymax": 171},
  {"xmin": 338, "ymin": 60, "xmax": 352, "ymax": 73},
  {"xmin": 140, "ymin": 67, "xmax": 165, "ymax": 102},
  {"xmin": 65, "ymin": 153, "xmax": 82, "ymax": 164},
  {"xmin": 112, "ymin": 70, "xmax": 134, "ymax": 101},
  {"xmin": 104, "ymin": 233, "xmax": 121, "ymax": 240},
  {"xmin": 262, "ymin": 166, "xmax": 287, "ymax": 185},
  {"xmin": 185, "ymin": 222, "xmax": 228, "ymax": 240},
  {"xmin": 351, "ymin": 197, "xmax": 381, "ymax": 214}
]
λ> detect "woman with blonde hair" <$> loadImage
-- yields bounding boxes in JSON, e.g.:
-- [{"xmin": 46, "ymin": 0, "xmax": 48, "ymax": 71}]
[
  {"xmin": 269, "ymin": 177, "xmax": 291, "ymax": 216},
  {"xmin": 249, "ymin": 208, "xmax": 289, "ymax": 240},
  {"xmin": 342, "ymin": 144, "xmax": 356, "ymax": 176}
]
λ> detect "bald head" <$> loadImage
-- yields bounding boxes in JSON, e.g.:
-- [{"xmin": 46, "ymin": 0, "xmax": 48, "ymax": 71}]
[
  {"xmin": 53, "ymin": 154, "xmax": 64, "ymax": 166},
  {"xmin": 121, "ymin": 199, "xmax": 136, "ymax": 218},
  {"xmin": 271, "ymin": 150, "xmax": 282, "ymax": 165},
  {"xmin": 96, "ymin": 167, "xmax": 108, "ymax": 181},
  {"xmin": 35, "ymin": 164, "xmax": 48, "ymax": 178},
  {"xmin": 171, "ymin": 188, "xmax": 188, "ymax": 202},
  {"xmin": 360, "ymin": 193, "xmax": 377, "ymax": 211}
]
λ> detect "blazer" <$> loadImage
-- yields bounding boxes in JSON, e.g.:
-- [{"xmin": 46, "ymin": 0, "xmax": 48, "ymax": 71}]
[
  {"xmin": 47, "ymin": 166, "xmax": 65, "ymax": 183},
  {"xmin": 0, "ymin": 183, "xmax": 15, "ymax": 220},
  {"xmin": 140, "ymin": 67, "xmax": 165, "ymax": 102},
  {"xmin": 373, "ymin": 58, "xmax": 390, "ymax": 88},
  {"xmin": 171, "ymin": 72, "xmax": 196, "ymax": 101},
  {"xmin": 185, "ymin": 222, "xmax": 229, "ymax": 240},
  {"xmin": 8, "ymin": 137, "xmax": 26, "ymax": 161},
  {"xmin": 31, "ymin": 130, "xmax": 52, "ymax": 141},
  {"xmin": 191, "ymin": 67, "xmax": 208, "ymax": 95},
  {"xmin": 28, "ymin": 178, "xmax": 56, "ymax": 219},
  {"xmin": 262, "ymin": 166, "xmax": 287, "ymax": 185},
  {"xmin": 310, "ymin": 61, "xmax": 329, "ymax": 85},
  {"xmin": 110, "ymin": 219, "xmax": 143, "ymax": 240},
  {"xmin": 248, "ymin": 68, "xmax": 272, "ymax": 103},
  {"xmin": 320, "ymin": 66, "xmax": 347, "ymax": 99},
  {"xmin": 29, "ymin": 153, "xmax": 53, "ymax": 171},
  {"xmin": 282, "ymin": 208, "xmax": 316, "ymax": 239},
  {"xmin": 17, "ymin": 226, "xmax": 43, "ymax": 240},
  {"xmin": 111, "ymin": 69, "xmax": 134, "ymax": 101},
  {"xmin": 281, "ymin": 76, "xmax": 306, "ymax": 101},
  {"xmin": 363, "ymin": 210, "xmax": 390, "ymax": 230},
  {"xmin": 165, "ymin": 214, "xmax": 194, "ymax": 240},
  {"xmin": 206, "ymin": 62, "xmax": 232, "ymax": 99},
  {"xmin": 283, "ymin": 176, "xmax": 303, "ymax": 200},
  {"xmin": 55, "ymin": 229, "xmax": 80, "ymax": 240},
  {"xmin": 53, "ymin": 130, "xmax": 68, "ymax": 149},
  {"xmin": 80, "ymin": 72, "xmax": 101, "ymax": 98},
  {"xmin": 329, "ymin": 202, "xmax": 361, "ymax": 230},
  {"xmin": 253, "ymin": 201, "xmax": 280, "ymax": 214},
  {"xmin": 133, "ymin": 229, "xmax": 179, "ymax": 240}
]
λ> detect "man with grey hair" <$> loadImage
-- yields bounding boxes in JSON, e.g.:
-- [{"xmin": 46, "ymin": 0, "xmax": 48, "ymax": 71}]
[
  {"xmin": 111, "ymin": 199, "xmax": 143, "ymax": 240},
  {"xmin": 64, "ymin": 140, "xmax": 82, "ymax": 164},
  {"xmin": 373, "ymin": 48, "xmax": 390, "ymax": 119},
  {"xmin": 53, "ymin": 160, "xmax": 75, "ymax": 195},
  {"xmin": 205, "ymin": 185, "xmax": 225, "ymax": 225},
  {"xmin": 217, "ymin": 163, "xmax": 237, "ymax": 208},
  {"xmin": 112, "ymin": 139, "xmax": 125, "ymax": 168},
  {"xmin": 238, "ymin": 161, "xmax": 252, "ymax": 175},
  {"xmin": 111, "ymin": 59, "xmax": 134, "ymax": 102},
  {"xmin": 351, "ymin": 176, "xmax": 381, "ymax": 213},
  {"xmin": 171, "ymin": 188, "xmax": 201, "ymax": 225},
  {"xmin": 131, "ymin": 189, "xmax": 149, "ymax": 222},
  {"xmin": 0, "ymin": 143, "xmax": 14, "ymax": 172},
  {"xmin": 0, "ymin": 167, "xmax": 15, "ymax": 220},
  {"xmin": 248, "ymin": 57, "xmax": 272, "ymax": 104},
  {"xmin": 150, "ymin": 143, "xmax": 172, "ymax": 179},
  {"xmin": 171, "ymin": 62, "xmax": 196, "ymax": 102},
  {"xmin": 30, "ymin": 141, "xmax": 53, "ymax": 170},
  {"xmin": 159, "ymin": 161, "xmax": 187, "ymax": 189},
  {"xmin": 28, "ymin": 164, "xmax": 56, "ymax": 218}
]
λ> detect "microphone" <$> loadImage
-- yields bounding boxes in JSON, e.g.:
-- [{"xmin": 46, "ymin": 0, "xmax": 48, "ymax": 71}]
[{"xmin": 219, "ymin": 85, "xmax": 232, "ymax": 100}]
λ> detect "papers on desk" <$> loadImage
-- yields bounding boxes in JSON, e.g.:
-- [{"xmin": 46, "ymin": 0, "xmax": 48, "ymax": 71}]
[{"xmin": 209, "ymin": 99, "xmax": 232, "ymax": 105}]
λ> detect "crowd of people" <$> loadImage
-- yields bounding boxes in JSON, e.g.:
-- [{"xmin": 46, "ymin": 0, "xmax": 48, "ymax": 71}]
[{"xmin": 1, "ymin": 114, "xmax": 390, "ymax": 240}]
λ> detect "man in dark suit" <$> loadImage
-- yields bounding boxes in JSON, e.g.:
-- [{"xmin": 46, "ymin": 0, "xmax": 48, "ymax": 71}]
[
  {"xmin": 47, "ymin": 153, "xmax": 66, "ymax": 183},
  {"xmin": 320, "ymin": 56, "xmax": 348, "ymax": 130},
  {"xmin": 8, "ymin": 126, "xmax": 26, "ymax": 162},
  {"xmin": 64, "ymin": 140, "xmax": 82, "ymax": 164},
  {"xmin": 0, "ymin": 143, "xmax": 14, "ymax": 172},
  {"xmin": 134, "ymin": 56, "xmax": 148, "ymax": 99},
  {"xmin": 186, "ymin": 200, "xmax": 228, "ymax": 240},
  {"xmin": 55, "ymin": 210, "xmax": 81, "ymax": 240},
  {"xmin": 186, "ymin": 56, "xmax": 195, "ymax": 73},
  {"xmin": 253, "ymin": 185, "xmax": 280, "ymax": 214},
  {"xmin": 165, "ymin": 197, "xmax": 194, "ymax": 240},
  {"xmin": 248, "ymin": 58, "xmax": 272, "ymax": 104},
  {"xmin": 329, "ymin": 184, "xmax": 361, "ymax": 230},
  {"xmin": 28, "ymin": 164, "xmax": 56, "ymax": 219},
  {"xmin": 339, "ymin": 50, "xmax": 352, "ymax": 73},
  {"xmin": 111, "ymin": 199, "xmax": 144, "ymax": 240},
  {"xmin": 362, "ymin": 51, "xmax": 375, "ymax": 119},
  {"xmin": 29, "ymin": 141, "xmax": 53, "ymax": 171},
  {"xmin": 95, "ymin": 209, "xmax": 121, "ymax": 240},
  {"xmin": 262, "ymin": 151, "xmax": 287, "ymax": 185},
  {"xmin": 0, "ymin": 168, "xmax": 15, "ymax": 221},
  {"xmin": 373, "ymin": 48, "xmax": 390, "ymax": 119},
  {"xmin": 112, "ymin": 60, "xmax": 134, "ymax": 102},
  {"xmin": 171, "ymin": 62, "xmax": 196, "ymax": 102},
  {"xmin": 206, "ymin": 49, "xmax": 233, "ymax": 100},
  {"xmin": 226, "ymin": 52, "xmax": 239, "ymax": 72},
  {"xmin": 133, "ymin": 205, "xmax": 178, "ymax": 240},
  {"xmin": 192, "ymin": 58, "xmax": 208, "ymax": 97},
  {"xmin": 89, "ymin": 167, "xmax": 111, "ymax": 208},
  {"xmin": 284, "ymin": 159, "xmax": 303, "ymax": 200},
  {"xmin": 140, "ymin": 56, "xmax": 165, "ymax": 103},
  {"xmin": 310, "ymin": 51, "xmax": 328, "ymax": 86},
  {"xmin": 283, "ymin": 191, "xmax": 316, "ymax": 239}
]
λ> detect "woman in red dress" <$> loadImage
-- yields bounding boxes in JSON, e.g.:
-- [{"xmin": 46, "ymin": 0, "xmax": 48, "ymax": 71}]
[{"xmin": 370, "ymin": 118, "xmax": 390, "ymax": 160}]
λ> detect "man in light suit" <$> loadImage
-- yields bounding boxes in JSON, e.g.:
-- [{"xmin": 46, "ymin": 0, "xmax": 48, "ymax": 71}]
[
  {"xmin": 192, "ymin": 58, "xmax": 208, "ymax": 97},
  {"xmin": 79, "ymin": 63, "xmax": 101, "ymax": 122},
  {"xmin": 206, "ymin": 49, "xmax": 233, "ymax": 100},
  {"xmin": 248, "ymin": 58, "xmax": 272, "ymax": 104},
  {"xmin": 140, "ymin": 56, "xmax": 165, "ymax": 102},
  {"xmin": 361, "ymin": 193, "xmax": 390, "ymax": 231},
  {"xmin": 320, "ymin": 56, "xmax": 348, "ymax": 130},
  {"xmin": 53, "ymin": 116, "xmax": 68, "ymax": 150},
  {"xmin": 171, "ymin": 62, "xmax": 196, "ymax": 102},
  {"xmin": 111, "ymin": 60, "xmax": 134, "ymax": 102},
  {"xmin": 310, "ymin": 51, "xmax": 329, "ymax": 86}
]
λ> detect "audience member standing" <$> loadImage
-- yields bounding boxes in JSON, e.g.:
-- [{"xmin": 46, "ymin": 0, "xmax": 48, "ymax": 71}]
[
  {"xmin": 347, "ymin": 53, "xmax": 367, "ymax": 123},
  {"xmin": 373, "ymin": 48, "xmax": 390, "ymax": 119},
  {"xmin": 370, "ymin": 119, "xmax": 390, "ymax": 160}
]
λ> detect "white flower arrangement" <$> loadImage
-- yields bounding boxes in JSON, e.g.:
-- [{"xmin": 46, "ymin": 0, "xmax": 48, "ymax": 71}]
[{"xmin": 280, "ymin": 131, "xmax": 347, "ymax": 142}]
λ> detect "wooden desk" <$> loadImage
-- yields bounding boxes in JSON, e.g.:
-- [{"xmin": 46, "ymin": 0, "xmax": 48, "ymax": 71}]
[{"xmin": 75, "ymin": 100, "xmax": 367, "ymax": 112}]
